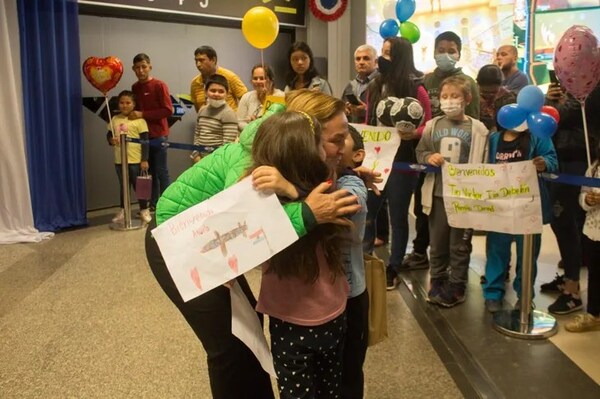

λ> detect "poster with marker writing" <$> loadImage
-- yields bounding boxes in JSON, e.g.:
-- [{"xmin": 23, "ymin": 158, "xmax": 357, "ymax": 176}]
[
  {"xmin": 442, "ymin": 161, "xmax": 543, "ymax": 235},
  {"xmin": 350, "ymin": 123, "xmax": 401, "ymax": 190},
  {"xmin": 151, "ymin": 177, "xmax": 298, "ymax": 302}
]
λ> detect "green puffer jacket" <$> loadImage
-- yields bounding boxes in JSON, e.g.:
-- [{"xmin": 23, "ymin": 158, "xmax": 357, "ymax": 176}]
[{"xmin": 155, "ymin": 103, "xmax": 309, "ymax": 237}]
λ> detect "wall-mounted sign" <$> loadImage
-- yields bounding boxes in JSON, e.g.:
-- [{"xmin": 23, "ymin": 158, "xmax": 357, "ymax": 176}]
[{"xmin": 78, "ymin": 0, "xmax": 306, "ymax": 27}]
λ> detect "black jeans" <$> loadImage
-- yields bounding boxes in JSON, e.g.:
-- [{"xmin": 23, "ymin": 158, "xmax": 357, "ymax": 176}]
[
  {"xmin": 585, "ymin": 237, "xmax": 600, "ymax": 316},
  {"xmin": 114, "ymin": 164, "xmax": 148, "ymax": 209},
  {"xmin": 550, "ymin": 161, "xmax": 587, "ymax": 281},
  {"xmin": 411, "ymin": 172, "xmax": 429, "ymax": 255},
  {"xmin": 144, "ymin": 222, "xmax": 274, "ymax": 399},
  {"xmin": 342, "ymin": 290, "xmax": 369, "ymax": 399}
]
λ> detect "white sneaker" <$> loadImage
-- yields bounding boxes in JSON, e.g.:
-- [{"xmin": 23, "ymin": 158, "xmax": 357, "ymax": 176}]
[
  {"xmin": 140, "ymin": 209, "xmax": 152, "ymax": 224},
  {"xmin": 112, "ymin": 209, "xmax": 125, "ymax": 224}
]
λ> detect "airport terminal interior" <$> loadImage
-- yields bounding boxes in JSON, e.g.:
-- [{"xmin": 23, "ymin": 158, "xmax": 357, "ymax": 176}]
[{"xmin": 2, "ymin": 0, "xmax": 600, "ymax": 397}]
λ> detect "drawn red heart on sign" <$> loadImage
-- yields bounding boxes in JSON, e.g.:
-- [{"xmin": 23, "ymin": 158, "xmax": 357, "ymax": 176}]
[
  {"xmin": 374, "ymin": 146, "xmax": 381, "ymax": 154},
  {"xmin": 82, "ymin": 56, "xmax": 123, "ymax": 95},
  {"xmin": 384, "ymin": 168, "xmax": 390, "ymax": 174},
  {"xmin": 190, "ymin": 267, "xmax": 202, "ymax": 290},
  {"xmin": 228, "ymin": 254, "xmax": 239, "ymax": 274}
]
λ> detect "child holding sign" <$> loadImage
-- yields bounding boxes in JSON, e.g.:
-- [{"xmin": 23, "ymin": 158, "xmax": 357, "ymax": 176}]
[
  {"xmin": 482, "ymin": 119, "xmax": 557, "ymax": 313},
  {"xmin": 415, "ymin": 76, "xmax": 489, "ymax": 307}
]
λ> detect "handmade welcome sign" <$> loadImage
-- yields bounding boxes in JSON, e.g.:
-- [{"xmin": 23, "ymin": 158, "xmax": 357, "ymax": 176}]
[
  {"xmin": 152, "ymin": 178, "xmax": 298, "ymax": 302},
  {"xmin": 350, "ymin": 123, "xmax": 401, "ymax": 190},
  {"xmin": 442, "ymin": 161, "xmax": 543, "ymax": 235}
]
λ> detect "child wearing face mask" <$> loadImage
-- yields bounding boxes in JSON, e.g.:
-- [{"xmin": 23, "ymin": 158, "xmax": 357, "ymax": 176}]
[
  {"xmin": 423, "ymin": 31, "xmax": 480, "ymax": 119},
  {"xmin": 415, "ymin": 76, "xmax": 489, "ymax": 307},
  {"xmin": 192, "ymin": 74, "xmax": 239, "ymax": 163},
  {"xmin": 482, "ymin": 109, "xmax": 557, "ymax": 313}
]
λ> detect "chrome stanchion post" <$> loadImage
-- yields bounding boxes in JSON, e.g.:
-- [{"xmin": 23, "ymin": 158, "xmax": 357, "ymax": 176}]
[
  {"xmin": 110, "ymin": 131, "xmax": 143, "ymax": 231},
  {"xmin": 493, "ymin": 234, "xmax": 557, "ymax": 339}
]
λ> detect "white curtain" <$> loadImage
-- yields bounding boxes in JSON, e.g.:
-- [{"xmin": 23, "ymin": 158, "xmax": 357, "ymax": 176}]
[{"xmin": 0, "ymin": 0, "xmax": 53, "ymax": 244}]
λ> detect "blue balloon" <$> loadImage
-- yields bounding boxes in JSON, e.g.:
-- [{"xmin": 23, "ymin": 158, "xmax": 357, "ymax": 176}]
[
  {"xmin": 497, "ymin": 104, "xmax": 529, "ymax": 130},
  {"xmin": 528, "ymin": 112, "xmax": 557, "ymax": 139},
  {"xmin": 379, "ymin": 19, "xmax": 399, "ymax": 39},
  {"xmin": 396, "ymin": 0, "xmax": 416, "ymax": 22},
  {"xmin": 517, "ymin": 85, "xmax": 545, "ymax": 113}
]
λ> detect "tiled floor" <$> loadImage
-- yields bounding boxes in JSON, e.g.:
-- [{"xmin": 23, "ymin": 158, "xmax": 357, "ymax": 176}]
[{"xmin": 1, "ymin": 208, "xmax": 599, "ymax": 398}]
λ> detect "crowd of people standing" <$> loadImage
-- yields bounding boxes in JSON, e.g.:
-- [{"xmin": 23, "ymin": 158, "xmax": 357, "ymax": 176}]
[{"xmin": 99, "ymin": 32, "xmax": 600, "ymax": 399}]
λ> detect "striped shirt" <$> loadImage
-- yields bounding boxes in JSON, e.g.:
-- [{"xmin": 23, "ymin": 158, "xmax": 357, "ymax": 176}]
[{"xmin": 194, "ymin": 104, "xmax": 239, "ymax": 154}]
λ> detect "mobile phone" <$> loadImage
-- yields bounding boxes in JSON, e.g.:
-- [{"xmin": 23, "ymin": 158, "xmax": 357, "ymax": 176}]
[
  {"xmin": 548, "ymin": 69, "xmax": 560, "ymax": 86},
  {"xmin": 345, "ymin": 93, "xmax": 362, "ymax": 106}
]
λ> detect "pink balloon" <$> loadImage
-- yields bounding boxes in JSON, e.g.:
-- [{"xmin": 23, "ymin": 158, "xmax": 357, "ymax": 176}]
[{"xmin": 553, "ymin": 25, "xmax": 600, "ymax": 100}]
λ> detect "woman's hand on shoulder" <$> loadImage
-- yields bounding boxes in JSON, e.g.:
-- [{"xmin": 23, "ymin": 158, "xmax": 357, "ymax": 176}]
[{"xmin": 252, "ymin": 166, "xmax": 298, "ymax": 199}]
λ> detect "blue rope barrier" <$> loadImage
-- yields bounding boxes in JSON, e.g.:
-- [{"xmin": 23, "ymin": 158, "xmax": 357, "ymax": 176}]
[{"xmin": 127, "ymin": 137, "xmax": 600, "ymax": 188}]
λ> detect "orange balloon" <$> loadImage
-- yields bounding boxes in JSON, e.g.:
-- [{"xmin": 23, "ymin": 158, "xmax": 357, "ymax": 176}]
[
  {"xmin": 82, "ymin": 56, "xmax": 123, "ymax": 95},
  {"xmin": 242, "ymin": 7, "xmax": 279, "ymax": 49}
]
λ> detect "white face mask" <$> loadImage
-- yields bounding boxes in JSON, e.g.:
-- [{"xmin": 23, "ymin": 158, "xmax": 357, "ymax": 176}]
[
  {"xmin": 208, "ymin": 98, "xmax": 226, "ymax": 108},
  {"xmin": 435, "ymin": 53, "xmax": 458, "ymax": 72},
  {"xmin": 440, "ymin": 99, "xmax": 463, "ymax": 117}
]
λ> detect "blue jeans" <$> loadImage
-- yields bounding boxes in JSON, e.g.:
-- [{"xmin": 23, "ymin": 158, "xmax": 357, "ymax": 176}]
[
  {"xmin": 363, "ymin": 171, "xmax": 418, "ymax": 268},
  {"xmin": 483, "ymin": 233, "xmax": 540, "ymax": 300},
  {"xmin": 149, "ymin": 136, "xmax": 171, "ymax": 207}
]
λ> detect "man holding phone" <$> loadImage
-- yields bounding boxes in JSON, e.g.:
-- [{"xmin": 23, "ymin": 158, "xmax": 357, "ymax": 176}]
[{"xmin": 342, "ymin": 44, "xmax": 379, "ymax": 123}]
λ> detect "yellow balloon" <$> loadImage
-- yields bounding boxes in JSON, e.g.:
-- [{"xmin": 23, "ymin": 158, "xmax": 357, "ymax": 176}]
[{"xmin": 242, "ymin": 6, "xmax": 279, "ymax": 49}]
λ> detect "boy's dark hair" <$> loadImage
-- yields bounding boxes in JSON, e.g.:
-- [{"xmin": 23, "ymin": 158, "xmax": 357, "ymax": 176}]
[
  {"xmin": 435, "ymin": 31, "xmax": 462, "ymax": 55},
  {"xmin": 204, "ymin": 74, "xmax": 229, "ymax": 92},
  {"xmin": 133, "ymin": 53, "xmax": 150, "ymax": 64},
  {"xmin": 477, "ymin": 64, "xmax": 503, "ymax": 86},
  {"xmin": 194, "ymin": 46, "xmax": 217, "ymax": 60},
  {"xmin": 348, "ymin": 125, "xmax": 364, "ymax": 151},
  {"xmin": 118, "ymin": 90, "xmax": 136, "ymax": 102}
]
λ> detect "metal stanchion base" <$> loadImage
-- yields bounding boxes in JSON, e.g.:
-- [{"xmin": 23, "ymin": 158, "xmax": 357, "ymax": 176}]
[
  {"xmin": 109, "ymin": 219, "xmax": 144, "ymax": 231},
  {"xmin": 493, "ymin": 309, "xmax": 558, "ymax": 340}
]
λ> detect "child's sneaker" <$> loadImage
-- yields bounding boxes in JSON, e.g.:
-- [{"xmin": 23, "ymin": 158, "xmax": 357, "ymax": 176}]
[
  {"xmin": 386, "ymin": 266, "xmax": 398, "ymax": 291},
  {"xmin": 565, "ymin": 313, "xmax": 600, "ymax": 332},
  {"xmin": 427, "ymin": 278, "xmax": 447, "ymax": 303},
  {"xmin": 435, "ymin": 282, "xmax": 466, "ymax": 308},
  {"xmin": 140, "ymin": 209, "xmax": 152, "ymax": 224},
  {"xmin": 112, "ymin": 209, "xmax": 125, "ymax": 224},
  {"xmin": 548, "ymin": 293, "xmax": 583, "ymax": 315},
  {"xmin": 540, "ymin": 273, "xmax": 565, "ymax": 293}
]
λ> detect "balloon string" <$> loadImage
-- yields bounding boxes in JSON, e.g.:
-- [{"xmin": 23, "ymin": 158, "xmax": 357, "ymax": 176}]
[
  {"xmin": 260, "ymin": 49, "xmax": 264, "ymax": 74},
  {"xmin": 105, "ymin": 95, "xmax": 115, "ymax": 139},
  {"xmin": 581, "ymin": 100, "xmax": 591, "ymax": 168}
]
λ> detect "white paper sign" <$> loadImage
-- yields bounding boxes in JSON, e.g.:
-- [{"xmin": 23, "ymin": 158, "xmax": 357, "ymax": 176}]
[
  {"xmin": 350, "ymin": 123, "xmax": 401, "ymax": 190},
  {"xmin": 442, "ymin": 161, "xmax": 543, "ymax": 234},
  {"xmin": 230, "ymin": 281, "xmax": 277, "ymax": 378},
  {"xmin": 151, "ymin": 177, "xmax": 299, "ymax": 302}
]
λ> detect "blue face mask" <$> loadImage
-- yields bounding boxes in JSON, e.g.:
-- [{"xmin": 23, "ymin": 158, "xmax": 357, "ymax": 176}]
[{"xmin": 435, "ymin": 53, "xmax": 458, "ymax": 72}]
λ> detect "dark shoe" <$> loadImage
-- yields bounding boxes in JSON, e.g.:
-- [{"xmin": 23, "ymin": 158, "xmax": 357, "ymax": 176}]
[
  {"xmin": 427, "ymin": 278, "xmax": 447, "ymax": 303},
  {"xmin": 505, "ymin": 264, "xmax": 511, "ymax": 282},
  {"xmin": 480, "ymin": 275, "xmax": 487, "ymax": 284},
  {"xmin": 558, "ymin": 259, "xmax": 564, "ymax": 269},
  {"xmin": 540, "ymin": 274, "xmax": 565, "ymax": 293},
  {"xmin": 386, "ymin": 267, "xmax": 399, "ymax": 291},
  {"xmin": 149, "ymin": 205, "xmax": 156, "ymax": 214},
  {"xmin": 548, "ymin": 293, "xmax": 583, "ymax": 315},
  {"xmin": 401, "ymin": 251, "xmax": 429, "ymax": 270},
  {"xmin": 435, "ymin": 282, "xmax": 466, "ymax": 308},
  {"xmin": 485, "ymin": 299, "xmax": 503, "ymax": 313}
]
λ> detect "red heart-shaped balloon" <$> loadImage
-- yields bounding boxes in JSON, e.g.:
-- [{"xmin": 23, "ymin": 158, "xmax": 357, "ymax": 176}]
[{"xmin": 82, "ymin": 56, "xmax": 123, "ymax": 95}]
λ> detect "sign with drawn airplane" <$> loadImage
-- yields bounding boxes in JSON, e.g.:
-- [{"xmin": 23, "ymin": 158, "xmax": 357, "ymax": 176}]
[
  {"xmin": 78, "ymin": 0, "xmax": 306, "ymax": 27},
  {"xmin": 151, "ymin": 177, "xmax": 298, "ymax": 302}
]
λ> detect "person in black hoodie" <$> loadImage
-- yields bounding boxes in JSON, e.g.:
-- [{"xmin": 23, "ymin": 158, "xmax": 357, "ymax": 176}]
[
  {"xmin": 364, "ymin": 37, "xmax": 432, "ymax": 289},
  {"xmin": 542, "ymin": 82, "xmax": 600, "ymax": 315}
]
